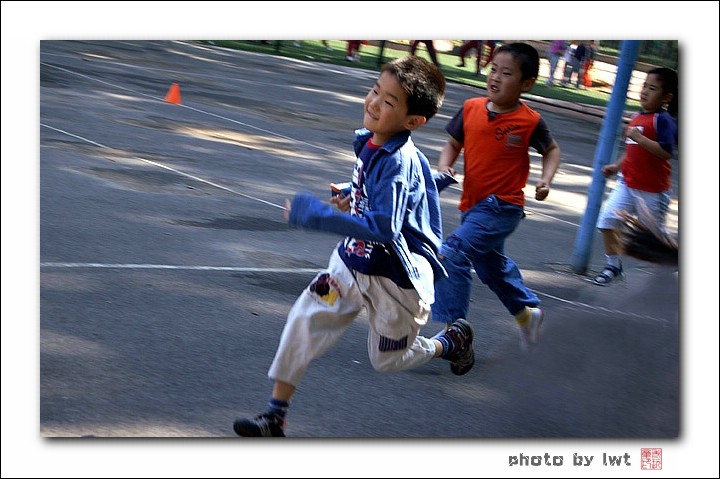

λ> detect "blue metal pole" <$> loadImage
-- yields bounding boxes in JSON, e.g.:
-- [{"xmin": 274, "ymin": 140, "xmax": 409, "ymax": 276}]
[{"xmin": 571, "ymin": 40, "xmax": 640, "ymax": 274}]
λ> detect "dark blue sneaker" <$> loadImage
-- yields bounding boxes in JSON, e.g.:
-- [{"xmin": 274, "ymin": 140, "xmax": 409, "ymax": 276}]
[
  {"xmin": 233, "ymin": 413, "xmax": 285, "ymax": 437},
  {"xmin": 439, "ymin": 318, "xmax": 475, "ymax": 375}
]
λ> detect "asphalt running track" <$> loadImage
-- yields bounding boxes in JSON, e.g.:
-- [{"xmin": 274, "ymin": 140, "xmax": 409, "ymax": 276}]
[{"xmin": 40, "ymin": 41, "xmax": 679, "ymax": 440}]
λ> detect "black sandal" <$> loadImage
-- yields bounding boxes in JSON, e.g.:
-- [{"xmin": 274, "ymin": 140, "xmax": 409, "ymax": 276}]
[{"xmin": 594, "ymin": 265, "xmax": 623, "ymax": 285}]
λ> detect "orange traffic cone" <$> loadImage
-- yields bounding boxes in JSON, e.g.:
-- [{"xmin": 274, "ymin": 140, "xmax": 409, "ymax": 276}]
[{"xmin": 165, "ymin": 82, "xmax": 181, "ymax": 104}]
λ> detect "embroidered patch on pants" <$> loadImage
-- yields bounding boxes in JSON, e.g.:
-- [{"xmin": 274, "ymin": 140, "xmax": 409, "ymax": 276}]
[
  {"xmin": 378, "ymin": 335, "xmax": 408, "ymax": 352},
  {"xmin": 308, "ymin": 273, "xmax": 342, "ymax": 306}
]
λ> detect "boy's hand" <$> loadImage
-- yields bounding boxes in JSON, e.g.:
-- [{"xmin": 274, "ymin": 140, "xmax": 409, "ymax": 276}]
[
  {"xmin": 330, "ymin": 194, "xmax": 351, "ymax": 212},
  {"xmin": 535, "ymin": 182, "xmax": 550, "ymax": 201},
  {"xmin": 438, "ymin": 165, "xmax": 456, "ymax": 177},
  {"xmin": 601, "ymin": 163, "xmax": 620, "ymax": 178},
  {"xmin": 283, "ymin": 199, "xmax": 291, "ymax": 221},
  {"xmin": 626, "ymin": 126, "xmax": 643, "ymax": 143}
]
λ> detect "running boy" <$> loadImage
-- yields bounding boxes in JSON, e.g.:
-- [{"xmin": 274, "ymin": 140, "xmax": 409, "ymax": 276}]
[
  {"xmin": 431, "ymin": 42, "xmax": 562, "ymax": 351},
  {"xmin": 594, "ymin": 67, "xmax": 678, "ymax": 285},
  {"xmin": 233, "ymin": 56, "xmax": 473, "ymax": 437}
]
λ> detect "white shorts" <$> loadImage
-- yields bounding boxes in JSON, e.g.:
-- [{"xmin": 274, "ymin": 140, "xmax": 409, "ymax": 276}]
[{"xmin": 596, "ymin": 176, "xmax": 671, "ymax": 232}]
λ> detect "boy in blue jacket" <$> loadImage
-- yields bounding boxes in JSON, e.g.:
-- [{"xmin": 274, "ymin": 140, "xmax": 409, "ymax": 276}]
[{"xmin": 234, "ymin": 56, "xmax": 473, "ymax": 437}]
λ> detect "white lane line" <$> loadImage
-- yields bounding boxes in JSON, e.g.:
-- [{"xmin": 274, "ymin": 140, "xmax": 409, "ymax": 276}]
[
  {"xmin": 40, "ymin": 122, "xmax": 284, "ymax": 210},
  {"xmin": 534, "ymin": 290, "xmax": 673, "ymax": 324},
  {"xmin": 525, "ymin": 208, "xmax": 580, "ymax": 227},
  {"xmin": 40, "ymin": 262, "xmax": 319, "ymax": 274},
  {"xmin": 39, "ymin": 262, "xmax": 671, "ymax": 323}
]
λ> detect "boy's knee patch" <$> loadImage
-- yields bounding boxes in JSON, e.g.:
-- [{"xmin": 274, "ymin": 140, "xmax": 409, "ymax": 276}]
[{"xmin": 307, "ymin": 272, "xmax": 343, "ymax": 307}]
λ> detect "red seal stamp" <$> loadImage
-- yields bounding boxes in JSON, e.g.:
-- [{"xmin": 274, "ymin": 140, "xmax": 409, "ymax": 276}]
[{"xmin": 640, "ymin": 448, "xmax": 662, "ymax": 470}]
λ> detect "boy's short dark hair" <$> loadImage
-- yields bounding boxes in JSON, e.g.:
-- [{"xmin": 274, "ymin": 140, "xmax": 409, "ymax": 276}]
[
  {"xmin": 648, "ymin": 67, "xmax": 678, "ymax": 118},
  {"xmin": 495, "ymin": 42, "xmax": 540, "ymax": 81},
  {"xmin": 382, "ymin": 56, "xmax": 446, "ymax": 120}
]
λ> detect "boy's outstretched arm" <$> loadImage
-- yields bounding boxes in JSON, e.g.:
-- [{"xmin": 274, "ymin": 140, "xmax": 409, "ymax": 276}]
[
  {"xmin": 283, "ymin": 192, "xmax": 350, "ymax": 223},
  {"xmin": 535, "ymin": 139, "xmax": 561, "ymax": 201},
  {"xmin": 437, "ymin": 136, "xmax": 463, "ymax": 177}
]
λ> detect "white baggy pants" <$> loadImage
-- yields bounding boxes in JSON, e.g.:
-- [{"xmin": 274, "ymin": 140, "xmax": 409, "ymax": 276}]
[{"xmin": 268, "ymin": 246, "xmax": 437, "ymax": 386}]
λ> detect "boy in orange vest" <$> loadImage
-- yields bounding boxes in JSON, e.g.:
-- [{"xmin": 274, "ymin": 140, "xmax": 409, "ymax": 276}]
[{"xmin": 432, "ymin": 42, "xmax": 562, "ymax": 353}]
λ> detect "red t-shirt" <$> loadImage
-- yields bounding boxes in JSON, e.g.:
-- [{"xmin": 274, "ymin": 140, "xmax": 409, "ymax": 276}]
[{"xmin": 621, "ymin": 111, "xmax": 676, "ymax": 193}]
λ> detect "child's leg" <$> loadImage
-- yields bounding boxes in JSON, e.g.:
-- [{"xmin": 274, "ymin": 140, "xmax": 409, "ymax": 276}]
[
  {"xmin": 597, "ymin": 178, "xmax": 640, "ymax": 254},
  {"xmin": 475, "ymin": 41, "xmax": 484, "ymax": 74},
  {"xmin": 425, "ymin": 41, "xmax": 440, "ymax": 67},
  {"xmin": 633, "ymin": 189, "xmax": 671, "ymax": 234},
  {"xmin": 235, "ymin": 248, "xmax": 363, "ymax": 436},
  {"xmin": 600, "ymin": 228, "xmax": 622, "ymax": 256},
  {"xmin": 446, "ymin": 197, "xmax": 540, "ymax": 313},
  {"xmin": 484, "ymin": 41, "xmax": 496, "ymax": 65},
  {"xmin": 268, "ymin": 248, "xmax": 363, "ymax": 387},
  {"xmin": 431, "ymin": 240, "xmax": 474, "ymax": 325},
  {"xmin": 474, "ymin": 248, "xmax": 539, "ymax": 315},
  {"xmin": 594, "ymin": 178, "xmax": 638, "ymax": 284},
  {"xmin": 361, "ymin": 274, "xmax": 436, "ymax": 372},
  {"xmin": 432, "ymin": 196, "xmax": 524, "ymax": 323},
  {"xmin": 271, "ymin": 380, "xmax": 295, "ymax": 402}
]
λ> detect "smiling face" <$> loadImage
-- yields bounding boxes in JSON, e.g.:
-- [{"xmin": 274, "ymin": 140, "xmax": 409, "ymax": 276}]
[
  {"xmin": 363, "ymin": 71, "xmax": 424, "ymax": 145},
  {"xmin": 486, "ymin": 51, "xmax": 536, "ymax": 112},
  {"xmin": 640, "ymin": 73, "xmax": 673, "ymax": 113}
]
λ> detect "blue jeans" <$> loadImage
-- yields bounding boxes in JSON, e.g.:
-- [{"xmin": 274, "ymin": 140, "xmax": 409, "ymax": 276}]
[
  {"xmin": 431, "ymin": 195, "xmax": 540, "ymax": 323},
  {"xmin": 547, "ymin": 53, "xmax": 561, "ymax": 83}
]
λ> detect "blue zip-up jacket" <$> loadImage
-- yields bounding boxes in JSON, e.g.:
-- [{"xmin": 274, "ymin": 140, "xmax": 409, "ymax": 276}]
[{"xmin": 288, "ymin": 128, "xmax": 446, "ymax": 304}]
